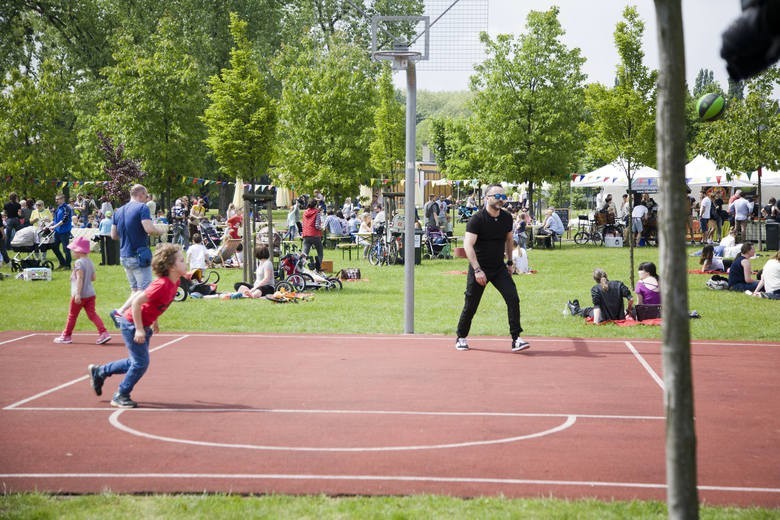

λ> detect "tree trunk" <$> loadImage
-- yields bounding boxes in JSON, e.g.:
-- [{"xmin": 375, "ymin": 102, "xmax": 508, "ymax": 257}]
[{"xmin": 654, "ymin": 1, "xmax": 700, "ymax": 518}]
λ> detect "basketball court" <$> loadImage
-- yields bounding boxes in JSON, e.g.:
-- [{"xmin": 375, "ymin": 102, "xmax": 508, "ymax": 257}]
[{"xmin": 0, "ymin": 331, "xmax": 777, "ymax": 507}]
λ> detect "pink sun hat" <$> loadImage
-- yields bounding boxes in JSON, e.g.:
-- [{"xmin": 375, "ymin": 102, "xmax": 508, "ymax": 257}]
[{"xmin": 67, "ymin": 236, "xmax": 91, "ymax": 254}]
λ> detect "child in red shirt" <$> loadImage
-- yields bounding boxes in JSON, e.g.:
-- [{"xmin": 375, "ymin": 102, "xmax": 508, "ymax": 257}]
[{"xmin": 87, "ymin": 243, "xmax": 186, "ymax": 408}]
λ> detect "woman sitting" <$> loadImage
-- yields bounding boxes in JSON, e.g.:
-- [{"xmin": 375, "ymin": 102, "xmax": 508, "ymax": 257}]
[
  {"xmin": 727, "ymin": 242, "xmax": 759, "ymax": 292},
  {"xmin": 635, "ymin": 261, "xmax": 661, "ymax": 305},
  {"xmin": 749, "ymin": 250, "xmax": 780, "ymax": 299},
  {"xmin": 699, "ymin": 244, "xmax": 732, "ymax": 273},
  {"xmin": 236, "ymin": 245, "xmax": 276, "ymax": 298},
  {"xmin": 569, "ymin": 268, "xmax": 633, "ymax": 324}
]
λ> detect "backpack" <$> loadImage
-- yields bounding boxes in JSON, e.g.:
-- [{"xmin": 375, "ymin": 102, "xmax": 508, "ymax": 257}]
[
  {"xmin": 425, "ymin": 201, "xmax": 438, "ymax": 219},
  {"xmin": 705, "ymin": 275, "xmax": 729, "ymax": 290}
]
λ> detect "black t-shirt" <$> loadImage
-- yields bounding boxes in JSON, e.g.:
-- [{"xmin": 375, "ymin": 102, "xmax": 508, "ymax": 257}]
[
  {"xmin": 4, "ymin": 201, "xmax": 20, "ymax": 219},
  {"xmin": 466, "ymin": 207, "xmax": 513, "ymax": 270},
  {"xmin": 590, "ymin": 280, "xmax": 632, "ymax": 321}
]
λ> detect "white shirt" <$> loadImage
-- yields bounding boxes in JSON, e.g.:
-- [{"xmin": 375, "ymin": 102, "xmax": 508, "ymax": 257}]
[
  {"xmin": 733, "ymin": 198, "xmax": 753, "ymax": 221},
  {"xmin": 512, "ymin": 248, "xmax": 530, "ymax": 273},
  {"xmin": 254, "ymin": 259, "xmax": 275, "ymax": 288},
  {"xmin": 186, "ymin": 244, "xmax": 208, "ymax": 270},
  {"xmin": 762, "ymin": 258, "xmax": 780, "ymax": 293},
  {"xmin": 699, "ymin": 197, "xmax": 712, "ymax": 219},
  {"xmin": 632, "ymin": 205, "xmax": 649, "ymax": 219}
]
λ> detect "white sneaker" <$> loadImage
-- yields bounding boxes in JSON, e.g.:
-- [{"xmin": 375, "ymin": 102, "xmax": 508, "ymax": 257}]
[
  {"xmin": 455, "ymin": 337, "xmax": 470, "ymax": 351},
  {"xmin": 512, "ymin": 337, "xmax": 530, "ymax": 352}
]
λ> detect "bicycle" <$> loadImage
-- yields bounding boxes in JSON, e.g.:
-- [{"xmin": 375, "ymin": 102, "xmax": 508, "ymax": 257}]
[
  {"xmin": 367, "ymin": 232, "xmax": 398, "ymax": 266},
  {"xmin": 573, "ymin": 218, "xmax": 604, "ymax": 246}
]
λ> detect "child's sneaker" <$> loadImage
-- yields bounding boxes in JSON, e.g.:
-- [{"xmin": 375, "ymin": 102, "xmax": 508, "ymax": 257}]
[
  {"xmin": 88, "ymin": 364, "xmax": 104, "ymax": 396},
  {"xmin": 111, "ymin": 393, "xmax": 137, "ymax": 409},
  {"xmin": 108, "ymin": 309, "xmax": 121, "ymax": 328},
  {"xmin": 53, "ymin": 335, "xmax": 72, "ymax": 344},
  {"xmin": 96, "ymin": 332, "xmax": 111, "ymax": 345}
]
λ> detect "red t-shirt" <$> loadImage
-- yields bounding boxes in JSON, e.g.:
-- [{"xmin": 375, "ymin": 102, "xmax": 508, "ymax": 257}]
[{"xmin": 123, "ymin": 276, "xmax": 179, "ymax": 327}]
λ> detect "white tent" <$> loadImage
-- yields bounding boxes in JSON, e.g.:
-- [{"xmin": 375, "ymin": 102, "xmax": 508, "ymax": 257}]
[
  {"xmin": 684, "ymin": 155, "xmax": 752, "ymax": 187},
  {"xmin": 736, "ymin": 169, "xmax": 780, "ymax": 187},
  {"xmin": 571, "ymin": 161, "xmax": 659, "ymax": 190}
]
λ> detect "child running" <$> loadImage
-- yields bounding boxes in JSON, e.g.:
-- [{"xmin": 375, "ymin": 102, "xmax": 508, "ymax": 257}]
[
  {"xmin": 88, "ymin": 243, "xmax": 185, "ymax": 408},
  {"xmin": 54, "ymin": 236, "xmax": 111, "ymax": 345}
]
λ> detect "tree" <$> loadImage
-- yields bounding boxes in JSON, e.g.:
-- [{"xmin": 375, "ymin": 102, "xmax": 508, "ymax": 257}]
[
  {"xmin": 583, "ymin": 5, "xmax": 656, "ymax": 287},
  {"xmin": 469, "ymin": 7, "xmax": 585, "ymax": 214},
  {"xmin": 0, "ymin": 59, "xmax": 79, "ymax": 199},
  {"xmin": 274, "ymin": 34, "xmax": 378, "ymax": 199},
  {"xmin": 654, "ymin": 0, "xmax": 699, "ymax": 516},
  {"xmin": 692, "ymin": 68, "xmax": 715, "ymax": 97},
  {"xmin": 430, "ymin": 117, "xmax": 481, "ymax": 181},
  {"xmin": 97, "ymin": 131, "xmax": 146, "ymax": 205},
  {"xmin": 202, "ymin": 13, "xmax": 277, "ymax": 185},
  {"xmin": 99, "ymin": 16, "xmax": 209, "ymax": 199},
  {"xmin": 369, "ymin": 66, "xmax": 405, "ymax": 186},
  {"xmin": 697, "ymin": 67, "xmax": 780, "ymax": 208}
]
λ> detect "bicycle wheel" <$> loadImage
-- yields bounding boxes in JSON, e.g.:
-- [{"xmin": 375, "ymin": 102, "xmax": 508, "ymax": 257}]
[
  {"xmin": 287, "ymin": 274, "xmax": 307, "ymax": 291},
  {"xmin": 43, "ymin": 260, "xmax": 55, "ymax": 270},
  {"xmin": 386, "ymin": 240, "xmax": 399, "ymax": 265},
  {"xmin": 174, "ymin": 286, "xmax": 187, "ymax": 302},
  {"xmin": 573, "ymin": 231, "xmax": 588, "ymax": 245},
  {"xmin": 590, "ymin": 231, "xmax": 604, "ymax": 246},
  {"xmin": 275, "ymin": 280, "xmax": 294, "ymax": 293},
  {"xmin": 326, "ymin": 277, "xmax": 343, "ymax": 291},
  {"xmin": 368, "ymin": 244, "xmax": 381, "ymax": 266}
]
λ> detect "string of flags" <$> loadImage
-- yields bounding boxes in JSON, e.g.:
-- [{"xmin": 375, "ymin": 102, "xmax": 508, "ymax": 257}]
[{"xmin": 1, "ymin": 175, "xmax": 276, "ymax": 192}]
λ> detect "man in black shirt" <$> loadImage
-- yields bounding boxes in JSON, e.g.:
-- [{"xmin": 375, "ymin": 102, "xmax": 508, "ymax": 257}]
[{"xmin": 455, "ymin": 184, "xmax": 529, "ymax": 352}]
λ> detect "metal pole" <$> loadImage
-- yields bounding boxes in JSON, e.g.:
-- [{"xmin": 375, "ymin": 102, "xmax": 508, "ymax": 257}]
[{"xmin": 403, "ymin": 59, "xmax": 417, "ymax": 334}]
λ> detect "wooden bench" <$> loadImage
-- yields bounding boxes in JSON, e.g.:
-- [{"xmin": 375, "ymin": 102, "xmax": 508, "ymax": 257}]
[
  {"xmin": 533, "ymin": 233, "xmax": 560, "ymax": 249},
  {"xmin": 337, "ymin": 242, "xmax": 363, "ymax": 260}
]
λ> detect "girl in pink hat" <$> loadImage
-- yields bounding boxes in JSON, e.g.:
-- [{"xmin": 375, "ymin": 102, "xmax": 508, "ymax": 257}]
[{"xmin": 53, "ymin": 236, "xmax": 111, "ymax": 345}]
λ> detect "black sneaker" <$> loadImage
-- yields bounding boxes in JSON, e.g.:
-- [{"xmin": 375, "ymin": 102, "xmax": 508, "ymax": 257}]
[
  {"xmin": 567, "ymin": 299, "xmax": 581, "ymax": 316},
  {"xmin": 111, "ymin": 393, "xmax": 137, "ymax": 409},
  {"xmin": 108, "ymin": 309, "xmax": 121, "ymax": 329},
  {"xmin": 511, "ymin": 337, "xmax": 530, "ymax": 352},
  {"xmin": 455, "ymin": 337, "xmax": 470, "ymax": 351},
  {"xmin": 88, "ymin": 364, "xmax": 104, "ymax": 396}
]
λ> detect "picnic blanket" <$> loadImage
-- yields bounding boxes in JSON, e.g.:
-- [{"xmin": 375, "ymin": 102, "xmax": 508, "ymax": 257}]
[
  {"xmin": 585, "ymin": 316, "xmax": 662, "ymax": 326},
  {"xmin": 688, "ymin": 269, "xmax": 727, "ymax": 275}
]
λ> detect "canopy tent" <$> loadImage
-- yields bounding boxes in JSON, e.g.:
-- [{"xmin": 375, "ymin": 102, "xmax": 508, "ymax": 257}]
[
  {"xmin": 684, "ymin": 155, "xmax": 752, "ymax": 187},
  {"xmin": 571, "ymin": 162, "xmax": 659, "ymax": 192}
]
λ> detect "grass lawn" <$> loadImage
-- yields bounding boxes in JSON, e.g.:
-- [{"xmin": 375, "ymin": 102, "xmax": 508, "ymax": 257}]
[{"xmin": 1, "ymin": 230, "xmax": 777, "ymax": 517}]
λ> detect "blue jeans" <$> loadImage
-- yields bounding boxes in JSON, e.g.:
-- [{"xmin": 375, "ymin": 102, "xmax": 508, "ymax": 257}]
[
  {"xmin": 120, "ymin": 255, "xmax": 153, "ymax": 291},
  {"xmin": 730, "ymin": 281, "xmax": 759, "ymax": 292},
  {"xmin": 101, "ymin": 316, "xmax": 153, "ymax": 397},
  {"xmin": 51, "ymin": 231, "xmax": 71, "ymax": 268}
]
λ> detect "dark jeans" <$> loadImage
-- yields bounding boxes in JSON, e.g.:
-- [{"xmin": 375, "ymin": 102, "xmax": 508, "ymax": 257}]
[
  {"xmin": 52, "ymin": 231, "xmax": 72, "ymax": 268},
  {"xmin": 302, "ymin": 236, "xmax": 323, "ymax": 271},
  {"xmin": 5, "ymin": 217, "xmax": 20, "ymax": 250},
  {"xmin": 456, "ymin": 265, "xmax": 522, "ymax": 339}
]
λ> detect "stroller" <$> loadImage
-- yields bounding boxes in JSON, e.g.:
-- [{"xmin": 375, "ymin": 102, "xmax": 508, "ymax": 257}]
[
  {"xmin": 174, "ymin": 268, "xmax": 221, "ymax": 302},
  {"xmin": 198, "ymin": 220, "xmax": 222, "ymax": 249},
  {"xmin": 423, "ymin": 228, "xmax": 451, "ymax": 259},
  {"xmin": 278, "ymin": 253, "xmax": 342, "ymax": 291},
  {"xmin": 10, "ymin": 225, "xmax": 55, "ymax": 271}
]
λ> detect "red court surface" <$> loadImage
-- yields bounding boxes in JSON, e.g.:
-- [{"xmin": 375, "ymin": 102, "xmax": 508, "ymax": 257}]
[{"xmin": 0, "ymin": 331, "xmax": 778, "ymax": 507}]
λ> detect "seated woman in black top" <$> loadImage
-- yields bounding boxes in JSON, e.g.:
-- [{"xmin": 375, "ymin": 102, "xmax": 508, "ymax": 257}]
[
  {"xmin": 728, "ymin": 242, "xmax": 759, "ymax": 292},
  {"xmin": 570, "ymin": 268, "xmax": 634, "ymax": 323}
]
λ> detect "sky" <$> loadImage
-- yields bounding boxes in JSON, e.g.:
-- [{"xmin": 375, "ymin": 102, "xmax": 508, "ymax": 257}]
[{"xmin": 398, "ymin": 0, "xmax": 743, "ymax": 92}]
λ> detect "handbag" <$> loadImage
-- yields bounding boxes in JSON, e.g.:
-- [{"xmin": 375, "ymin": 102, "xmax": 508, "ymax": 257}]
[{"xmin": 137, "ymin": 246, "xmax": 152, "ymax": 267}]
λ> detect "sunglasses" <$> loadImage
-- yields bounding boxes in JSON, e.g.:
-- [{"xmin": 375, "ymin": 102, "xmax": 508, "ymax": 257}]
[{"xmin": 489, "ymin": 193, "xmax": 508, "ymax": 200}]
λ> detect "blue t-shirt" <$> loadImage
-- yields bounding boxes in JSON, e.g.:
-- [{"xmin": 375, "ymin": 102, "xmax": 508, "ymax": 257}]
[
  {"xmin": 54, "ymin": 203, "xmax": 73, "ymax": 234},
  {"xmin": 113, "ymin": 201, "xmax": 151, "ymax": 258}
]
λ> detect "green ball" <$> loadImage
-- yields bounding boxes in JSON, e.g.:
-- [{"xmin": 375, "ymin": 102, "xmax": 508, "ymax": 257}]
[{"xmin": 697, "ymin": 93, "xmax": 725, "ymax": 121}]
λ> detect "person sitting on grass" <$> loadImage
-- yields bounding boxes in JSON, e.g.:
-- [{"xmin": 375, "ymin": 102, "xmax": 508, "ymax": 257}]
[
  {"xmin": 635, "ymin": 261, "xmax": 661, "ymax": 305},
  {"xmin": 568, "ymin": 268, "xmax": 634, "ymax": 324},
  {"xmin": 748, "ymin": 250, "xmax": 780, "ymax": 299},
  {"xmin": 728, "ymin": 242, "xmax": 759, "ymax": 292},
  {"xmin": 233, "ymin": 245, "xmax": 275, "ymax": 298},
  {"xmin": 699, "ymin": 244, "xmax": 732, "ymax": 273},
  {"xmin": 511, "ymin": 239, "xmax": 531, "ymax": 274}
]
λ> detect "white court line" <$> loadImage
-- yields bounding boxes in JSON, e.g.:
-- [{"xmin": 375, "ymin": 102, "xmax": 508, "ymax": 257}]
[
  {"xmin": 3, "ymin": 407, "xmax": 665, "ymax": 420},
  {"xmin": 0, "ymin": 473, "xmax": 777, "ymax": 494},
  {"xmin": 108, "ymin": 410, "xmax": 577, "ymax": 452},
  {"xmin": 3, "ymin": 335, "xmax": 190, "ymax": 410},
  {"xmin": 0, "ymin": 333, "xmax": 38, "ymax": 346},
  {"xmin": 625, "ymin": 341, "xmax": 665, "ymax": 391}
]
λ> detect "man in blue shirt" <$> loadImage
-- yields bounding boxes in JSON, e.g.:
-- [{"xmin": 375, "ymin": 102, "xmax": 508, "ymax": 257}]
[
  {"xmin": 49, "ymin": 193, "xmax": 74, "ymax": 270},
  {"xmin": 109, "ymin": 184, "xmax": 162, "ymax": 326}
]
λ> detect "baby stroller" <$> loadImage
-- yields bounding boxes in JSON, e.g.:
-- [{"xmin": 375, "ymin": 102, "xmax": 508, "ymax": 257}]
[
  {"xmin": 174, "ymin": 268, "xmax": 221, "ymax": 302},
  {"xmin": 10, "ymin": 225, "xmax": 55, "ymax": 271},
  {"xmin": 423, "ymin": 228, "xmax": 451, "ymax": 259},
  {"xmin": 199, "ymin": 220, "xmax": 222, "ymax": 249},
  {"xmin": 278, "ymin": 253, "xmax": 342, "ymax": 291}
]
